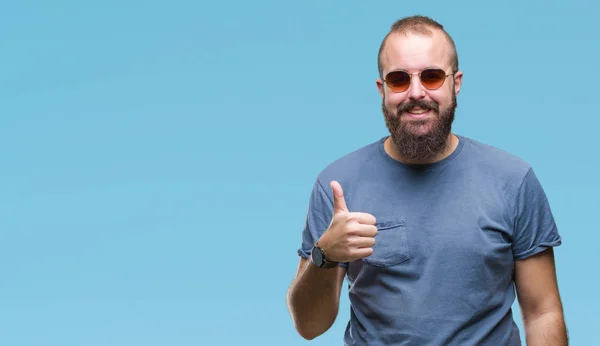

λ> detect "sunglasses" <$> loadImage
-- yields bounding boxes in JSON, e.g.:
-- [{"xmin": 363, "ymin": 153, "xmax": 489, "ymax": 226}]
[{"xmin": 383, "ymin": 68, "xmax": 454, "ymax": 93}]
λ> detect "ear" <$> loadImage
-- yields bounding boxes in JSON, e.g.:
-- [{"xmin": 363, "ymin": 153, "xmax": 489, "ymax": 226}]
[
  {"xmin": 376, "ymin": 78, "xmax": 385, "ymax": 98},
  {"xmin": 453, "ymin": 70, "xmax": 463, "ymax": 95}
]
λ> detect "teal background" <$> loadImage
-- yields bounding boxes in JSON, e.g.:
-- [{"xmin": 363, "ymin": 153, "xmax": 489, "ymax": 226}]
[{"xmin": 1, "ymin": 1, "xmax": 598, "ymax": 345}]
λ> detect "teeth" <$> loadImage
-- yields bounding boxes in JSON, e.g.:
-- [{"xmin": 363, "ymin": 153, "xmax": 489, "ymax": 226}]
[{"xmin": 408, "ymin": 108, "xmax": 427, "ymax": 114}]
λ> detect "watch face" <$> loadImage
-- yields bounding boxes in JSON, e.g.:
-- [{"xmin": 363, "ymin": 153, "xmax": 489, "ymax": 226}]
[{"xmin": 312, "ymin": 247, "xmax": 324, "ymax": 266}]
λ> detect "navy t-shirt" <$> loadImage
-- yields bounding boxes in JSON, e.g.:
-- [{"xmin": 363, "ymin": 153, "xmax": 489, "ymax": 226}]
[{"xmin": 298, "ymin": 135, "xmax": 562, "ymax": 345}]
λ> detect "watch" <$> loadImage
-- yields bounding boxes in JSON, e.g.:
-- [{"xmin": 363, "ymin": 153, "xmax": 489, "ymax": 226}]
[{"xmin": 311, "ymin": 243, "xmax": 339, "ymax": 269}]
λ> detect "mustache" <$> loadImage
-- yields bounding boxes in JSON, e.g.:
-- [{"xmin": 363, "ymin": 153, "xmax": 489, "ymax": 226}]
[{"xmin": 397, "ymin": 99, "xmax": 439, "ymax": 114}]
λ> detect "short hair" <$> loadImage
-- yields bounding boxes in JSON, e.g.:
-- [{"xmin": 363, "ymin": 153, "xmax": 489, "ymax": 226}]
[{"xmin": 377, "ymin": 15, "xmax": 459, "ymax": 78}]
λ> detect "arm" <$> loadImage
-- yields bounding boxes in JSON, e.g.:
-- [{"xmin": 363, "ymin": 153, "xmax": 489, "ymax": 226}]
[
  {"xmin": 286, "ymin": 257, "xmax": 347, "ymax": 340},
  {"xmin": 514, "ymin": 248, "xmax": 568, "ymax": 345},
  {"xmin": 288, "ymin": 179, "xmax": 375, "ymax": 339}
]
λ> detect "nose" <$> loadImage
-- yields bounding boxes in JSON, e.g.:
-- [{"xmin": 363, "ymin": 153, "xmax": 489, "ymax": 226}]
[{"xmin": 407, "ymin": 73, "xmax": 426, "ymax": 99}]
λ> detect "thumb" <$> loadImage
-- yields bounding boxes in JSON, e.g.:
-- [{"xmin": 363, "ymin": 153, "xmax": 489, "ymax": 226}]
[{"xmin": 330, "ymin": 180, "xmax": 348, "ymax": 213}]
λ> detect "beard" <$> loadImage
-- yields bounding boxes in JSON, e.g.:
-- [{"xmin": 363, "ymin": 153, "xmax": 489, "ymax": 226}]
[{"xmin": 382, "ymin": 91, "xmax": 457, "ymax": 162}]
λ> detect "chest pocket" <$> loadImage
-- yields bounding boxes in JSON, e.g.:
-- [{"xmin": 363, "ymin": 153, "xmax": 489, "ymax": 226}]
[{"xmin": 363, "ymin": 217, "xmax": 410, "ymax": 268}]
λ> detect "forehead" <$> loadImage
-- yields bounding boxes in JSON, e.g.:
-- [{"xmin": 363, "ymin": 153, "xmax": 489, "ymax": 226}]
[{"xmin": 382, "ymin": 30, "xmax": 452, "ymax": 74}]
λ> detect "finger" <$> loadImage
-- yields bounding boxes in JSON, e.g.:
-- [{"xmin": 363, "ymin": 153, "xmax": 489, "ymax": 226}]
[
  {"xmin": 352, "ymin": 225, "xmax": 378, "ymax": 237},
  {"xmin": 351, "ymin": 236, "xmax": 376, "ymax": 248},
  {"xmin": 351, "ymin": 247, "xmax": 374, "ymax": 259},
  {"xmin": 346, "ymin": 223, "xmax": 378, "ymax": 237},
  {"xmin": 348, "ymin": 212, "xmax": 377, "ymax": 225},
  {"xmin": 330, "ymin": 180, "xmax": 348, "ymax": 213}
]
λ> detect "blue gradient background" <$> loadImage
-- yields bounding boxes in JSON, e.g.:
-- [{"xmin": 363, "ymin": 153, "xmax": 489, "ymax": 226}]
[{"xmin": 1, "ymin": 1, "xmax": 598, "ymax": 345}]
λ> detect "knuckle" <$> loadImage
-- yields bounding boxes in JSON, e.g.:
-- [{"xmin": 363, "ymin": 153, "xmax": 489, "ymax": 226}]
[
  {"xmin": 346, "ymin": 223, "xmax": 360, "ymax": 234},
  {"xmin": 341, "ymin": 238, "xmax": 352, "ymax": 248},
  {"xmin": 336, "ymin": 213, "xmax": 350, "ymax": 223},
  {"xmin": 347, "ymin": 236, "xmax": 360, "ymax": 247}
]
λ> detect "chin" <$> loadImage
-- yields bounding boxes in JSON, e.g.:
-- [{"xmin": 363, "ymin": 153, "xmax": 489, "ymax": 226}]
[{"xmin": 403, "ymin": 118, "xmax": 437, "ymax": 136}]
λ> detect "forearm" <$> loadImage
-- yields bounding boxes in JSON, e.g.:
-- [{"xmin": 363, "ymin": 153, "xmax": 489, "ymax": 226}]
[
  {"xmin": 524, "ymin": 311, "xmax": 568, "ymax": 346},
  {"xmin": 286, "ymin": 259, "xmax": 343, "ymax": 340}
]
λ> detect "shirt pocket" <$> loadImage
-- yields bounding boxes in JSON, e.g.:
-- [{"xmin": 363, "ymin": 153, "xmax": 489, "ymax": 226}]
[{"xmin": 363, "ymin": 217, "xmax": 410, "ymax": 268}]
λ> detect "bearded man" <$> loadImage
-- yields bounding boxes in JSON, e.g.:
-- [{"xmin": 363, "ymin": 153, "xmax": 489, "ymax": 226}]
[{"xmin": 286, "ymin": 15, "xmax": 568, "ymax": 346}]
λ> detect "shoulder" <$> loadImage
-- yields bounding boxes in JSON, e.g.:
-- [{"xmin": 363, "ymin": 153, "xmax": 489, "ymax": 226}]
[
  {"xmin": 313, "ymin": 137, "xmax": 384, "ymax": 190},
  {"xmin": 459, "ymin": 135, "xmax": 533, "ymax": 185}
]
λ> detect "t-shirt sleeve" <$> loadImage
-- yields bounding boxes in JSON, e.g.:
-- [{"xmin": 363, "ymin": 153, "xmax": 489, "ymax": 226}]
[
  {"xmin": 297, "ymin": 179, "xmax": 349, "ymax": 268},
  {"xmin": 512, "ymin": 168, "xmax": 562, "ymax": 260}
]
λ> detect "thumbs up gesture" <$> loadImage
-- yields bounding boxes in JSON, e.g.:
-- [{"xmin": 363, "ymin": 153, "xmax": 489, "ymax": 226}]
[{"xmin": 316, "ymin": 181, "xmax": 378, "ymax": 263}]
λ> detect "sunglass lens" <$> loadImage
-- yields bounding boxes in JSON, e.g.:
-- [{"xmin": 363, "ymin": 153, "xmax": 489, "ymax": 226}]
[
  {"xmin": 386, "ymin": 71, "xmax": 410, "ymax": 92},
  {"xmin": 420, "ymin": 69, "xmax": 446, "ymax": 89}
]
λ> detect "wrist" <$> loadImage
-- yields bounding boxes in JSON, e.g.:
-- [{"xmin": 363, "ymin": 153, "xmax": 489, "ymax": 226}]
[{"xmin": 311, "ymin": 241, "xmax": 339, "ymax": 269}]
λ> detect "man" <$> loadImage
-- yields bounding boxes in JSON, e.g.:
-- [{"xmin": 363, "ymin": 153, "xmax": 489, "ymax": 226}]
[{"xmin": 285, "ymin": 15, "xmax": 568, "ymax": 346}]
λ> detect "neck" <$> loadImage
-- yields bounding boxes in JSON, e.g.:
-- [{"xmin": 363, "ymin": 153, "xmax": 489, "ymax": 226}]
[{"xmin": 384, "ymin": 133, "xmax": 459, "ymax": 165}]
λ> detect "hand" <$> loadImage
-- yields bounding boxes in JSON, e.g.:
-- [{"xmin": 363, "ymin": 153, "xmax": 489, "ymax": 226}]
[{"xmin": 317, "ymin": 181, "xmax": 378, "ymax": 263}]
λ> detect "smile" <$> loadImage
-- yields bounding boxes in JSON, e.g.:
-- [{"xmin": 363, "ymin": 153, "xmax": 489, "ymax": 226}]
[{"xmin": 404, "ymin": 109, "xmax": 432, "ymax": 119}]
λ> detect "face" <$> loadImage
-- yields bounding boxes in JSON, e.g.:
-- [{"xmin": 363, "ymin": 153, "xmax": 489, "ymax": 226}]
[{"xmin": 376, "ymin": 30, "xmax": 463, "ymax": 162}]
